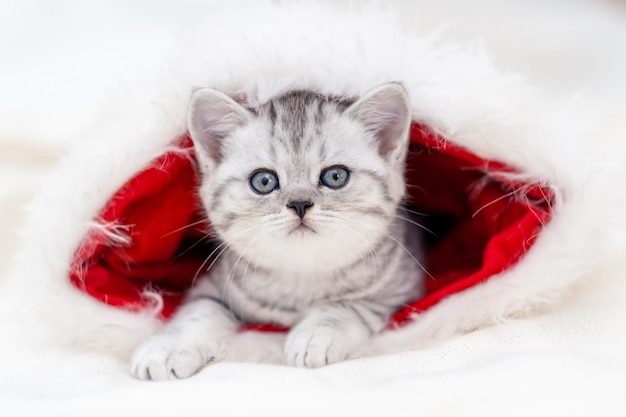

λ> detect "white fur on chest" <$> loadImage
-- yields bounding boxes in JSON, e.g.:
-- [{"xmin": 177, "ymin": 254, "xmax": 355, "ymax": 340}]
[
  {"xmin": 207, "ymin": 219, "xmax": 419, "ymax": 328},
  {"xmin": 211, "ymin": 247, "xmax": 390, "ymax": 326}
]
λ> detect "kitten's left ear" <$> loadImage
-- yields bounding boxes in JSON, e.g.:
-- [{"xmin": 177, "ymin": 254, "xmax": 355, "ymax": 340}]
[
  {"xmin": 188, "ymin": 88, "xmax": 251, "ymax": 165},
  {"xmin": 348, "ymin": 83, "xmax": 412, "ymax": 160}
]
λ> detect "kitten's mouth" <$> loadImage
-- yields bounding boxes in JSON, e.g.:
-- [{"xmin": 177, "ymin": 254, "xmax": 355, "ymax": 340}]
[{"xmin": 288, "ymin": 222, "xmax": 316, "ymax": 235}]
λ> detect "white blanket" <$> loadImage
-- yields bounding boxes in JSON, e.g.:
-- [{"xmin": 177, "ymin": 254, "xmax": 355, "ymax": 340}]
[{"xmin": 2, "ymin": 1, "xmax": 626, "ymax": 416}]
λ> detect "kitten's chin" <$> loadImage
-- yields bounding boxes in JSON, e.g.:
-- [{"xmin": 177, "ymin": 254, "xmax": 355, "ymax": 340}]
[
  {"xmin": 250, "ymin": 229, "xmax": 375, "ymax": 273},
  {"xmin": 226, "ymin": 216, "xmax": 390, "ymax": 272},
  {"xmin": 262, "ymin": 243, "xmax": 353, "ymax": 273}
]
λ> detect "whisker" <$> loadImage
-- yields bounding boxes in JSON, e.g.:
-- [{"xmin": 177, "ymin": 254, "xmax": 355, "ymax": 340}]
[
  {"xmin": 192, "ymin": 222, "xmax": 267, "ymax": 283},
  {"xmin": 335, "ymin": 214, "xmax": 433, "ymax": 279},
  {"xmin": 193, "ymin": 239, "xmax": 230, "ymax": 283},
  {"xmin": 239, "ymin": 230, "xmax": 269, "ymax": 292},
  {"xmin": 471, "ymin": 189, "xmax": 518, "ymax": 218},
  {"xmin": 170, "ymin": 234, "xmax": 211, "ymax": 263},
  {"xmin": 225, "ymin": 230, "xmax": 267, "ymax": 311},
  {"xmin": 161, "ymin": 219, "xmax": 209, "ymax": 238},
  {"xmin": 339, "ymin": 220, "xmax": 383, "ymax": 277},
  {"xmin": 399, "ymin": 206, "xmax": 429, "ymax": 217},
  {"xmin": 394, "ymin": 214, "xmax": 438, "ymax": 237}
]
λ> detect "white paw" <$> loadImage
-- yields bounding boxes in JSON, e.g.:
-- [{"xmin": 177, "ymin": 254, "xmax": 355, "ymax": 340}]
[
  {"xmin": 130, "ymin": 334, "xmax": 220, "ymax": 381},
  {"xmin": 284, "ymin": 324, "xmax": 357, "ymax": 368}
]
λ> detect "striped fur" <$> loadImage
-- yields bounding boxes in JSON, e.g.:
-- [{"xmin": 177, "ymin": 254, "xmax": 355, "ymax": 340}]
[{"xmin": 131, "ymin": 83, "xmax": 424, "ymax": 379}]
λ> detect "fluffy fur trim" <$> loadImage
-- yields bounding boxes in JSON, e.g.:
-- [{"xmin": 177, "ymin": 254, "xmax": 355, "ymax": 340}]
[{"xmin": 6, "ymin": 1, "xmax": 626, "ymax": 361}]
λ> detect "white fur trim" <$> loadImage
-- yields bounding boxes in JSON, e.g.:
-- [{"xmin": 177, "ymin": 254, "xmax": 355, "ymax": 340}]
[{"xmin": 6, "ymin": 1, "xmax": 626, "ymax": 361}]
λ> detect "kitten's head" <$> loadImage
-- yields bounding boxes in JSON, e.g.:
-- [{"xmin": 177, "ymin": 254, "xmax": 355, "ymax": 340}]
[{"xmin": 188, "ymin": 83, "xmax": 412, "ymax": 272}]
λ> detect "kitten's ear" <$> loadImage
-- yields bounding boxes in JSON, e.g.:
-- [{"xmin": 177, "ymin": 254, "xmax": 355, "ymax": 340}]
[
  {"xmin": 188, "ymin": 88, "xmax": 251, "ymax": 164},
  {"xmin": 348, "ymin": 83, "xmax": 412, "ymax": 160}
]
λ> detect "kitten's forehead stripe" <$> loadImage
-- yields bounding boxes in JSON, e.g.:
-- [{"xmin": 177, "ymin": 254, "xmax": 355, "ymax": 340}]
[
  {"xmin": 314, "ymin": 99, "xmax": 324, "ymax": 126},
  {"xmin": 318, "ymin": 140, "xmax": 327, "ymax": 162},
  {"xmin": 266, "ymin": 90, "xmax": 344, "ymax": 155},
  {"xmin": 268, "ymin": 100, "xmax": 277, "ymax": 136},
  {"xmin": 268, "ymin": 100, "xmax": 277, "ymax": 125},
  {"xmin": 269, "ymin": 142, "xmax": 277, "ymax": 161}
]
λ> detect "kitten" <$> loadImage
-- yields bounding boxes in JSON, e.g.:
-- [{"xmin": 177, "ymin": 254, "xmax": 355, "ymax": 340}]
[{"xmin": 131, "ymin": 83, "xmax": 424, "ymax": 380}]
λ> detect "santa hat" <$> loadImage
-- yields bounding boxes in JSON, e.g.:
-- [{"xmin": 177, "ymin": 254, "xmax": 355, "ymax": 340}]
[{"xmin": 9, "ymin": 1, "xmax": 623, "ymax": 358}]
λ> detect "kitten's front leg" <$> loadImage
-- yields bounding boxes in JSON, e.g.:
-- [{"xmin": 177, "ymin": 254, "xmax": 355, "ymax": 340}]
[
  {"xmin": 284, "ymin": 301, "xmax": 388, "ymax": 368},
  {"xmin": 131, "ymin": 280, "xmax": 238, "ymax": 380}
]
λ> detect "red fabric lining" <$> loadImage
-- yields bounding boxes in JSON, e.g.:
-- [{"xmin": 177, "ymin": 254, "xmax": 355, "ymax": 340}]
[{"xmin": 70, "ymin": 123, "xmax": 553, "ymax": 328}]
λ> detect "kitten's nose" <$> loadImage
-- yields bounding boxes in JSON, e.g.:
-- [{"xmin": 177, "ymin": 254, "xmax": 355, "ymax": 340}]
[{"xmin": 287, "ymin": 200, "xmax": 314, "ymax": 219}]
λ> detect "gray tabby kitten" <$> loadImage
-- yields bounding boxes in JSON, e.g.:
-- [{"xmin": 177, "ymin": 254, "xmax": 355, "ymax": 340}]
[{"xmin": 131, "ymin": 83, "xmax": 423, "ymax": 380}]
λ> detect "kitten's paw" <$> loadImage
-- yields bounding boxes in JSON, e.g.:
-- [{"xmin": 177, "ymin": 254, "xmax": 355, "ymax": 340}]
[
  {"xmin": 284, "ymin": 325, "xmax": 356, "ymax": 368},
  {"xmin": 130, "ymin": 335, "xmax": 219, "ymax": 381}
]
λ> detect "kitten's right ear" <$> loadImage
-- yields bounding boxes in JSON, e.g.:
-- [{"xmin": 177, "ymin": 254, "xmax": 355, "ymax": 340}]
[
  {"xmin": 347, "ymin": 83, "xmax": 412, "ymax": 162},
  {"xmin": 188, "ymin": 88, "xmax": 251, "ymax": 164}
]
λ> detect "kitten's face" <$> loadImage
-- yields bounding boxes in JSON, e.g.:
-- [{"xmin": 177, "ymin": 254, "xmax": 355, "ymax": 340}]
[{"xmin": 189, "ymin": 84, "xmax": 411, "ymax": 272}]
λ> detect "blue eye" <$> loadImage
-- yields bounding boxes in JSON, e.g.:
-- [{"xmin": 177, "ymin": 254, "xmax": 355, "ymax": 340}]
[
  {"xmin": 320, "ymin": 166, "xmax": 350, "ymax": 189},
  {"xmin": 250, "ymin": 170, "xmax": 279, "ymax": 194}
]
